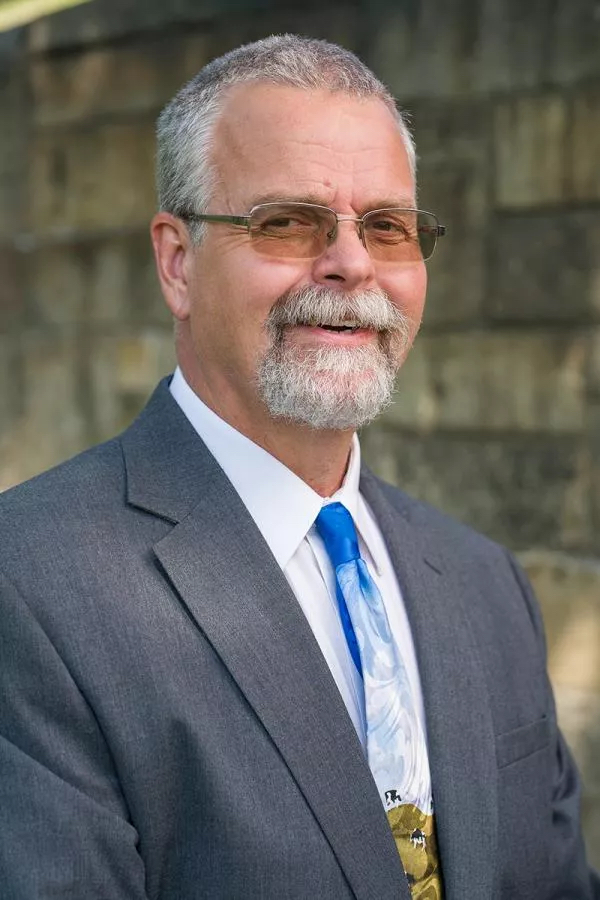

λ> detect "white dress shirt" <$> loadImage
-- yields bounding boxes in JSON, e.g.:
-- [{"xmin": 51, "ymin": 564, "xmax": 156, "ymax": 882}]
[{"xmin": 169, "ymin": 367, "xmax": 427, "ymax": 748}]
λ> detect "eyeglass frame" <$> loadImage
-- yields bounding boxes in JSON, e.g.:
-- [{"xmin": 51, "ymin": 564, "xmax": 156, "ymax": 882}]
[{"xmin": 179, "ymin": 201, "xmax": 446, "ymax": 262}]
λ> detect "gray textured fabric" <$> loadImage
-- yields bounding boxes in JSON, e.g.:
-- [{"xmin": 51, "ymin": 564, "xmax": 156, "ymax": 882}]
[{"xmin": 0, "ymin": 377, "xmax": 597, "ymax": 899}]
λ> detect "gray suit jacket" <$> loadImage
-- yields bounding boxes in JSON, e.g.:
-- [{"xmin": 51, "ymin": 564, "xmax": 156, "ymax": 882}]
[{"xmin": 0, "ymin": 379, "xmax": 597, "ymax": 899}]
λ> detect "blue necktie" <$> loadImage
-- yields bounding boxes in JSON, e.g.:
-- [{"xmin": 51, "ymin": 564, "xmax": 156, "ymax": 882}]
[{"xmin": 315, "ymin": 502, "xmax": 443, "ymax": 898}]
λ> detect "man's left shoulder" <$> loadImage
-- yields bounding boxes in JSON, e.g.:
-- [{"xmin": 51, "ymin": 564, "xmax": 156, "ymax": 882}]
[
  {"xmin": 362, "ymin": 469, "xmax": 541, "ymax": 614},
  {"xmin": 364, "ymin": 469, "xmax": 507, "ymax": 563}
]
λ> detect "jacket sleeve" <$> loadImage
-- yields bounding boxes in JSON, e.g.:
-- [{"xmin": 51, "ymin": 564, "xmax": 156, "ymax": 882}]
[
  {"xmin": 0, "ymin": 573, "xmax": 150, "ymax": 900},
  {"xmin": 506, "ymin": 552, "xmax": 600, "ymax": 900}
]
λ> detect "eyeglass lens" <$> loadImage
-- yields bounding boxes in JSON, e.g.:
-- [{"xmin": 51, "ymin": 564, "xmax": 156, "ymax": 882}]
[{"xmin": 248, "ymin": 204, "xmax": 440, "ymax": 261}]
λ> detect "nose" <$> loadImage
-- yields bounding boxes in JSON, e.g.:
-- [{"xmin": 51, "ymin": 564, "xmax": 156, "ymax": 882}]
[{"xmin": 310, "ymin": 218, "xmax": 377, "ymax": 290}]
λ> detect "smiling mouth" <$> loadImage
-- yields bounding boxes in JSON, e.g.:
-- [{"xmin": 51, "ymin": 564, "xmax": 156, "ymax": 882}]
[{"xmin": 300, "ymin": 320, "xmax": 364, "ymax": 334}]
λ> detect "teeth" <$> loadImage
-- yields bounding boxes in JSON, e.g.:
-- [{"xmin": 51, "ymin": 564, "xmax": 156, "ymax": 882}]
[{"xmin": 322, "ymin": 325, "xmax": 359, "ymax": 333}]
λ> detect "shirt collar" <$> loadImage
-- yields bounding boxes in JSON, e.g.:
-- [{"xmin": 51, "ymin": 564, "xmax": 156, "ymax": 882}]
[{"xmin": 169, "ymin": 367, "xmax": 374, "ymax": 570}]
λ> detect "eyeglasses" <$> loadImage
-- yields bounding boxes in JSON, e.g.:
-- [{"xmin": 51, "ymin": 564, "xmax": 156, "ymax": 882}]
[{"xmin": 181, "ymin": 201, "xmax": 446, "ymax": 262}]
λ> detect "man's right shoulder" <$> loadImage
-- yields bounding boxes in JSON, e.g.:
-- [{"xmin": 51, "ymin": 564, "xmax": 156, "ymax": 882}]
[{"xmin": 0, "ymin": 436, "xmax": 126, "ymax": 542}]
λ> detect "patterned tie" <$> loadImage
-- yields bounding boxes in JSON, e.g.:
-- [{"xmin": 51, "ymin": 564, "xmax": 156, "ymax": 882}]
[{"xmin": 315, "ymin": 502, "xmax": 443, "ymax": 899}]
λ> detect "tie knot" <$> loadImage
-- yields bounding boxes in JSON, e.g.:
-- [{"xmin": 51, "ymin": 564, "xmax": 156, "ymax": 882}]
[{"xmin": 315, "ymin": 502, "xmax": 360, "ymax": 569}]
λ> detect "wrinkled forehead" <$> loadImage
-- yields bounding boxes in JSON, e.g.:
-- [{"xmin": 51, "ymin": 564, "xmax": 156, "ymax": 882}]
[{"xmin": 209, "ymin": 83, "xmax": 414, "ymax": 209}]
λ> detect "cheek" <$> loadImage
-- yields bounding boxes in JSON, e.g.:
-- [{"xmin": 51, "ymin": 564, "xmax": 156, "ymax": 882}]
[
  {"xmin": 384, "ymin": 263, "xmax": 427, "ymax": 323},
  {"xmin": 190, "ymin": 261, "xmax": 299, "ymax": 363}
]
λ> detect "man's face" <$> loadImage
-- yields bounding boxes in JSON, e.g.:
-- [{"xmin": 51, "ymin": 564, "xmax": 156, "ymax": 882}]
[{"xmin": 183, "ymin": 83, "xmax": 427, "ymax": 431}]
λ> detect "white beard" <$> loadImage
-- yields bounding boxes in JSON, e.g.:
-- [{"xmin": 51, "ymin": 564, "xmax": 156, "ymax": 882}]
[{"xmin": 256, "ymin": 285, "xmax": 413, "ymax": 431}]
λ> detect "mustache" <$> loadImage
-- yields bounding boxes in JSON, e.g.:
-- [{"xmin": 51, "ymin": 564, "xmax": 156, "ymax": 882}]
[{"xmin": 266, "ymin": 285, "xmax": 410, "ymax": 334}]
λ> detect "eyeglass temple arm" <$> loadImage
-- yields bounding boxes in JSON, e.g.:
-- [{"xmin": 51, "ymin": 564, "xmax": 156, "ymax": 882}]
[
  {"xmin": 418, "ymin": 223, "xmax": 446, "ymax": 236},
  {"xmin": 181, "ymin": 213, "xmax": 251, "ymax": 228}
]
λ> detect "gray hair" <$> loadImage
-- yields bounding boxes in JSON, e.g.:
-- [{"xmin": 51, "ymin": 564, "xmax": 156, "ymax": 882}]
[{"xmin": 156, "ymin": 35, "xmax": 416, "ymax": 238}]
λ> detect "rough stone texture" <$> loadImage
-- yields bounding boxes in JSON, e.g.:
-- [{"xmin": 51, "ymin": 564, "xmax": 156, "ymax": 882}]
[
  {"xmin": 0, "ymin": 245, "xmax": 24, "ymax": 331},
  {"xmin": 0, "ymin": 332, "xmax": 20, "ymax": 439},
  {"xmin": 590, "ymin": 403, "xmax": 600, "ymax": 547},
  {"xmin": 30, "ymin": 33, "xmax": 211, "ymax": 127},
  {"xmin": 208, "ymin": 2, "xmax": 361, "ymax": 59},
  {"xmin": 369, "ymin": 0, "xmax": 600, "ymax": 99},
  {"xmin": 0, "ymin": 33, "xmax": 27, "ymax": 238},
  {"xmin": 369, "ymin": 0, "xmax": 480, "ymax": 101},
  {"xmin": 589, "ymin": 330, "xmax": 600, "ymax": 396},
  {"xmin": 27, "ymin": 0, "xmax": 277, "ymax": 52},
  {"xmin": 473, "ymin": 0, "xmax": 555, "ymax": 93},
  {"xmin": 89, "ymin": 330, "xmax": 175, "ymax": 441},
  {"xmin": 1, "ymin": 0, "xmax": 600, "ymax": 864},
  {"xmin": 0, "ymin": 330, "xmax": 87, "ymax": 490},
  {"xmin": 551, "ymin": 0, "xmax": 600, "ymax": 86},
  {"xmin": 24, "ymin": 233, "xmax": 166, "ymax": 326},
  {"xmin": 522, "ymin": 551, "xmax": 600, "ymax": 868},
  {"xmin": 486, "ymin": 210, "xmax": 600, "ymax": 324},
  {"xmin": 570, "ymin": 86, "xmax": 600, "ymax": 203},
  {"xmin": 361, "ymin": 428, "xmax": 594, "ymax": 553},
  {"xmin": 29, "ymin": 120, "xmax": 157, "ymax": 235},
  {"xmin": 386, "ymin": 331, "xmax": 587, "ymax": 433},
  {"xmin": 411, "ymin": 100, "xmax": 491, "ymax": 327},
  {"xmin": 494, "ymin": 93, "xmax": 568, "ymax": 208}
]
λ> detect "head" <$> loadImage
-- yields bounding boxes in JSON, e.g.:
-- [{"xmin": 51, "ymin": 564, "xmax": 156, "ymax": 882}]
[{"xmin": 152, "ymin": 35, "xmax": 431, "ymax": 435}]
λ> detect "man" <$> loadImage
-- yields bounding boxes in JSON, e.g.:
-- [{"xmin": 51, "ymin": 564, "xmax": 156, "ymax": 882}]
[{"xmin": 0, "ymin": 35, "xmax": 597, "ymax": 900}]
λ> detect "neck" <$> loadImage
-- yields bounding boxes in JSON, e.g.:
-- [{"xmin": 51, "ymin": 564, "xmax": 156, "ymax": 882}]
[
  {"xmin": 255, "ymin": 424, "xmax": 354, "ymax": 497},
  {"xmin": 179, "ymin": 365, "xmax": 355, "ymax": 497}
]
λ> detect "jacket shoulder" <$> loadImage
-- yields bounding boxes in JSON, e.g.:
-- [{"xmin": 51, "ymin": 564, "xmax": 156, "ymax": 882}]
[
  {"xmin": 1, "ymin": 437, "xmax": 124, "ymax": 512},
  {"xmin": 0, "ymin": 438, "xmax": 126, "ymax": 568},
  {"xmin": 368, "ymin": 472, "xmax": 513, "ymax": 570}
]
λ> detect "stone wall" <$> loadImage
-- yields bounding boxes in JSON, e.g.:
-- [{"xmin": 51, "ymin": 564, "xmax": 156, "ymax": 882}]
[{"xmin": 1, "ymin": 0, "xmax": 599, "ymax": 864}]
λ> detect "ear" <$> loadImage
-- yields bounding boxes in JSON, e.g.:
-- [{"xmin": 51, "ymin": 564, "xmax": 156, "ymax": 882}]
[{"xmin": 150, "ymin": 212, "xmax": 195, "ymax": 321}]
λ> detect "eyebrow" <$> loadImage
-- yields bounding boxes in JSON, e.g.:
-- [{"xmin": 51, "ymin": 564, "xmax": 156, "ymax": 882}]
[
  {"xmin": 247, "ymin": 192, "xmax": 418, "ymax": 211},
  {"xmin": 248, "ymin": 192, "xmax": 330, "ymax": 207}
]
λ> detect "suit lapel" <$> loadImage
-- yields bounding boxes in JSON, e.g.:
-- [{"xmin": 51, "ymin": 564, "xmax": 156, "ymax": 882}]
[
  {"xmin": 121, "ymin": 382, "xmax": 409, "ymax": 900},
  {"xmin": 360, "ymin": 469, "xmax": 498, "ymax": 900}
]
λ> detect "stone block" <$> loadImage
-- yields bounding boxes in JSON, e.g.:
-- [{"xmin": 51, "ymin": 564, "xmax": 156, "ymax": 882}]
[
  {"xmin": 494, "ymin": 94, "xmax": 568, "ymax": 208},
  {"xmin": 589, "ymin": 402, "xmax": 600, "ymax": 539},
  {"xmin": 582, "ymin": 791, "xmax": 600, "ymax": 871},
  {"xmin": 520, "ymin": 551, "xmax": 600, "ymax": 690},
  {"xmin": 554, "ymin": 686, "xmax": 600, "ymax": 794},
  {"xmin": 29, "ymin": 120, "xmax": 156, "ymax": 235},
  {"xmin": 551, "ymin": 0, "xmax": 600, "ymax": 86},
  {"xmin": 0, "ymin": 245, "xmax": 24, "ymax": 331},
  {"xmin": 593, "ymin": 265, "xmax": 600, "ymax": 320},
  {"xmin": 474, "ymin": 0, "xmax": 554, "ymax": 92},
  {"xmin": 0, "ymin": 332, "xmax": 20, "ymax": 442},
  {"xmin": 24, "ymin": 233, "xmax": 166, "ymax": 327},
  {"xmin": 418, "ymin": 164, "xmax": 488, "ymax": 327},
  {"xmin": 24, "ymin": 244, "xmax": 86, "ymax": 325},
  {"xmin": 486, "ymin": 210, "xmax": 600, "ymax": 323},
  {"xmin": 368, "ymin": 0, "xmax": 485, "ymax": 101},
  {"xmin": 87, "ymin": 233, "xmax": 166, "ymax": 326},
  {"xmin": 554, "ymin": 683, "xmax": 600, "ymax": 867},
  {"xmin": 27, "ymin": 0, "xmax": 277, "ymax": 53},
  {"xmin": 590, "ymin": 330, "xmax": 600, "ymax": 398},
  {"xmin": 209, "ymin": 1, "xmax": 360, "ymax": 59},
  {"xmin": 569, "ymin": 87, "xmax": 600, "ymax": 202},
  {"xmin": 0, "ymin": 57, "xmax": 27, "ymax": 236},
  {"xmin": 30, "ymin": 33, "xmax": 210, "ymax": 127},
  {"xmin": 411, "ymin": 99, "xmax": 491, "ymax": 168},
  {"xmin": 590, "ymin": 402, "xmax": 600, "ymax": 537},
  {"xmin": 372, "ymin": 0, "xmax": 598, "ymax": 99},
  {"xmin": 360, "ymin": 428, "xmax": 593, "ymax": 552},
  {"xmin": 89, "ymin": 330, "xmax": 175, "ymax": 441},
  {"xmin": 410, "ymin": 99, "xmax": 490, "ymax": 326},
  {"xmin": 0, "ymin": 330, "xmax": 88, "ymax": 490},
  {"xmin": 387, "ymin": 331, "xmax": 587, "ymax": 433}
]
